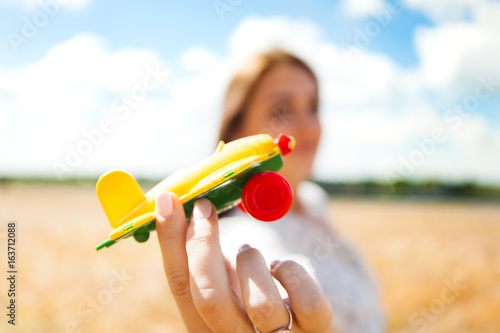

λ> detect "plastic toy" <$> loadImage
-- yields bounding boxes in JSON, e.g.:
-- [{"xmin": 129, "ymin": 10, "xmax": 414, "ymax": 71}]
[{"xmin": 95, "ymin": 133, "xmax": 296, "ymax": 250}]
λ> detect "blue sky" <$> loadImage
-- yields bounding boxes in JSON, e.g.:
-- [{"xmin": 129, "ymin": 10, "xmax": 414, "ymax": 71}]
[
  {"xmin": 1, "ymin": 0, "xmax": 499, "ymax": 184},
  {"xmin": 0, "ymin": 0, "xmax": 432, "ymax": 67}
]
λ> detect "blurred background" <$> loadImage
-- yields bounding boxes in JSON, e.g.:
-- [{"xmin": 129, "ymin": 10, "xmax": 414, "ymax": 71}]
[{"xmin": 0, "ymin": 0, "xmax": 499, "ymax": 332}]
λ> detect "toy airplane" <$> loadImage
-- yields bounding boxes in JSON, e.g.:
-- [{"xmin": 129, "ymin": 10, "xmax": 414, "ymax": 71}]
[{"xmin": 95, "ymin": 133, "xmax": 295, "ymax": 250}]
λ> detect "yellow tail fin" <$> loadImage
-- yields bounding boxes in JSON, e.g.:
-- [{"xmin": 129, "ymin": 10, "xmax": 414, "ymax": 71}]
[{"xmin": 96, "ymin": 170, "xmax": 151, "ymax": 229}]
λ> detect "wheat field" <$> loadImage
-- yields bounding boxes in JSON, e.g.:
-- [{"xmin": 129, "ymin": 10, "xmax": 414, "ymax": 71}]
[{"xmin": 0, "ymin": 183, "xmax": 498, "ymax": 333}]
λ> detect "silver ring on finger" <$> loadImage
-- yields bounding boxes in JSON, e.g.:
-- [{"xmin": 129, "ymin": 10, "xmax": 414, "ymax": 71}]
[{"xmin": 253, "ymin": 303, "xmax": 293, "ymax": 333}]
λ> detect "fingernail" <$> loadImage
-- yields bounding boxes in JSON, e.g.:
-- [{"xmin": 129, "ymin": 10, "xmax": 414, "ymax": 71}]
[
  {"xmin": 155, "ymin": 192, "xmax": 173, "ymax": 219},
  {"xmin": 193, "ymin": 198, "xmax": 212, "ymax": 220},
  {"xmin": 238, "ymin": 244, "xmax": 251, "ymax": 253},
  {"xmin": 270, "ymin": 260, "xmax": 281, "ymax": 270}
]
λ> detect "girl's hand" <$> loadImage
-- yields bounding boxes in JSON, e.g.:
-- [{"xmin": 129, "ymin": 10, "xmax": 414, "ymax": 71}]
[{"xmin": 155, "ymin": 191, "xmax": 334, "ymax": 333}]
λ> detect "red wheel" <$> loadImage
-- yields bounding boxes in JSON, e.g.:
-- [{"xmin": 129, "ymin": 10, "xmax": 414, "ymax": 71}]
[{"xmin": 241, "ymin": 171, "xmax": 293, "ymax": 222}]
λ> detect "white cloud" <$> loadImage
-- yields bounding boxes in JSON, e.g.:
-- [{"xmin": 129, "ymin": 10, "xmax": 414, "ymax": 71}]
[
  {"xmin": 428, "ymin": 116, "xmax": 500, "ymax": 183},
  {"xmin": 414, "ymin": 13, "xmax": 500, "ymax": 96},
  {"xmin": 341, "ymin": 0, "xmax": 387, "ymax": 18},
  {"xmin": 180, "ymin": 46, "xmax": 218, "ymax": 73},
  {"xmin": 402, "ymin": 0, "xmax": 486, "ymax": 22},
  {"xmin": 228, "ymin": 15, "xmax": 323, "ymax": 59},
  {"xmin": 0, "ymin": 32, "xmax": 172, "ymax": 177}
]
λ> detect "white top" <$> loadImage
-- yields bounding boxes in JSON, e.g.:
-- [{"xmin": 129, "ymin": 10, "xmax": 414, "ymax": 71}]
[{"xmin": 219, "ymin": 181, "xmax": 386, "ymax": 333}]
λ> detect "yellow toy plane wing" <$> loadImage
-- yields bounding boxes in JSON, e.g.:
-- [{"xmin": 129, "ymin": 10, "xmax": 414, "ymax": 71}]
[{"xmin": 96, "ymin": 170, "xmax": 152, "ymax": 229}]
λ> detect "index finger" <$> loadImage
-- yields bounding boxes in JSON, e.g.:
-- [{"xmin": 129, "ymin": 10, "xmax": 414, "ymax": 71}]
[
  {"xmin": 186, "ymin": 198, "xmax": 252, "ymax": 332},
  {"xmin": 155, "ymin": 192, "xmax": 210, "ymax": 332}
]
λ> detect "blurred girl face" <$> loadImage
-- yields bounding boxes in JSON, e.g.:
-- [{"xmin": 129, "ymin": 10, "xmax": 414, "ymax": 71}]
[{"xmin": 238, "ymin": 63, "xmax": 321, "ymax": 188}]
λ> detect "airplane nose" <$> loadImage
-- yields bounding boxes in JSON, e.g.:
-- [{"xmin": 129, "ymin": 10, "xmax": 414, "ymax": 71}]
[{"xmin": 274, "ymin": 133, "xmax": 295, "ymax": 156}]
